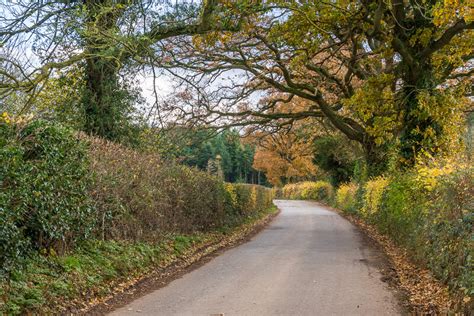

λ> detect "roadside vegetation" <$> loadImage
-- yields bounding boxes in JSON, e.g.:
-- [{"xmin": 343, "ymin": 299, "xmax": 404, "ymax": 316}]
[
  {"xmin": 0, "ymin": 117, "xmax": 274, "ymax": 314},
  {"xmin": 0, "ymin": 0, "xmax": 472, "ymax": 314},
  {"xmin": 280, "ymin": 161, "xmax": 473, "ymax": 312}
]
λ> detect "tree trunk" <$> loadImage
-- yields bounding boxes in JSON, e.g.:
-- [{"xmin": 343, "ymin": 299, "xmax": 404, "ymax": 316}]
[
  {"xmin": 81, "ymin": 0, "xmax": 126, "ymax": 140},
  {"xmin": 83, "ymin": 56, "xmax": 121, "ymax": 139},
  {"xmin": 398, "ymin": 66, "xmax": 440, "ymax": 166},
  {"xmin": 363, "ymin": 138, "xmax": 387, "ymax": 177}
]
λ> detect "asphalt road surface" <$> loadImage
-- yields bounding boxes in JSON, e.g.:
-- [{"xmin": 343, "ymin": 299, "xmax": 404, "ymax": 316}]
[{"xmin": 111, "ymin": 200, "xmax": 402, "ymax": 316}]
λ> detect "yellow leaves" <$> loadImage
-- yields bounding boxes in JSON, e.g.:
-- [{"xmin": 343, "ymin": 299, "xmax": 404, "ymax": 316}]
[
  {"xmin": 1, "ymin": 112, "xmax": 11, "ymax": 124},
  {"xmin": 0, "ymin": 112, "xmax": 32, "ymax": 126},
  {"xmin": 224, "ymin": 183, "xmax": 238, "ymax": 208},
  {"xmin": 433, "ymin": 0, "xmax": 470, "ymax": 26},
  {"xmin": 415, "ymin": 88, "xmax": 468, "ymax": 155},
  {"xmin": 432, "ymin": 28, "xmax": 473, "ymax": 77},
  {"xmin": 335, "ymin": 182, "xmax": 358, "ymax": 211},
  {"xmin": 409, "ymin": 28, "xmax": 434, "ymax": 48},
  {"xmin": 249, "ymin": 186, "xmax": 258, "ymax": 210},
  {"xmin": 281, "ymin": 181, "xmax": 333, "ymax": 201},
  {"xmin": 362, "ymin": 177, "xmax": 389, "ymax": 216},
  {"xmin": 415, "ymin": 154, "xmax": 457, "ymax": 191},
  {"xmin": 343, "ymin": 73, "xmax": 398, "ymax": 145},
  {"xmin": 192, "ymin": 30, "xmax": 236, "ymax": 51}
]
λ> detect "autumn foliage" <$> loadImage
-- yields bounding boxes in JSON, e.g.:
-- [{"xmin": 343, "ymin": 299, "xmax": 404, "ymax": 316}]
[{"xmin": 292, "ymin": 161, "xmax": 473, "ymax": 311}]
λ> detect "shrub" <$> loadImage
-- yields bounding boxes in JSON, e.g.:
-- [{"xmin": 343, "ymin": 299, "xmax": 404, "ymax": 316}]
[
  {"xmin": 87, "ymin": 136, "xmax": 274, "ymax": 241},
  {"xmin": 0, "ymin": 119, "xmax": 94, "ymax": 276},
  {"xmin": 335, "ymin": 182, "xmax": 358, "ymax": 213},
  {"xmin": 371, "ymin": 174, "xmax": 422, "ymax": 244},
  {"xmin": 1, "ymin": 119, "xmax": 275, "ymax": 276},
  {"xmin": 357, "ymin": 167, "xmax": 473, "ymax": 300},
  {"xmin": 361, "ymin": 177, "xmax": 389, "ymax": 217},
  {"xmin": 281, "ymin": 183, "xmax": 297, "ymax": 199},
  {"xmin": 281, "ymin": 181, "xmax": 333, "ymax": 203},
  {"xmin": 419, "ymin": 169, "xmax": 473, "ymax": 296},
  {"xmin": 233, "ymin": 183, "xmax": 274, "ymax": 215},
  {"xmin": 302, "ymin": 181, "xmax": 333, "ymax": 202}
]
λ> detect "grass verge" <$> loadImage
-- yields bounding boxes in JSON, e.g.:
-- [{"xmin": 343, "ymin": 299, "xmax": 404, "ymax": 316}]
[{"xmin": 0, "ymin": 206, "xmax": 279, "ymax": 315}]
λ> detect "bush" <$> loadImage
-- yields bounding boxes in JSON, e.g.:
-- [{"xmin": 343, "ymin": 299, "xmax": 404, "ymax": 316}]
[
  {"xmin": 424, "ymin": 169, "xmax": 473, "ymax": 295},
  {"xmin": 232, "ymin": 183, "xmax": 274, "ymax": 215},
  {"xmin": 361, "ymin": 177, "xmax": 389, "ymax": 217},
  {"xmin": 0, "ymin": 119, "xmax": 94, "ymax": 276},
  {"xmin": 0, "ymin": 119, "xmax": 275, "ymax": 277},
  {"xmin": 351, "ymin": 167, "xmax": 473, "ymax": 299},
  {"xmin": 281, "ymin": 181, "xmax": 333, "ymax": 203},
  {"xmin": 335, "ymin": 182, "xmax": 358, "ymax": 213},
  {"xmin": 87, "ymin": 136, "xmax": 274, "ymax": 241},
  {"xmin": 302, "ymin": 181, "xmax": 333, "ymax": 202},
  {"xmin": 281, "ymin": 183, "xmax": 297, "ymax": 199}
]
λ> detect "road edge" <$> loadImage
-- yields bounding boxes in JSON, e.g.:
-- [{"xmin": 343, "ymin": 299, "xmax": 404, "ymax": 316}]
[
  {"xmin": 318, "ymin": 201, "xmax": 459, "ymax": 314},
  {"xmin": 80, "ymin": 207, "xmax": 281, "ymax": 315}
]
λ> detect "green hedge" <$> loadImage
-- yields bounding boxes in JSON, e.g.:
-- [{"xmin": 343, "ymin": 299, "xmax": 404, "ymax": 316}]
[
  {"xmin": 0, "ymin": 120, "xmax": 94, "ymax": 275},
  {"xmin": 0, "ymin": 119, "xmax": 274, "ymax": 277},
  {"xmin": 334, "ymin": 171, "xmax": 473, "ymax": 300}
]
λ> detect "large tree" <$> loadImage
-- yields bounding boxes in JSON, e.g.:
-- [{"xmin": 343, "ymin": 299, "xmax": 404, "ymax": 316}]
[
  {"xmin": 156, "ymin": 0, "xmax": 473, "ymax": 171},
  {"xmin": 0, "ymin": 0, "xmax": 247, "ymax": 139}
]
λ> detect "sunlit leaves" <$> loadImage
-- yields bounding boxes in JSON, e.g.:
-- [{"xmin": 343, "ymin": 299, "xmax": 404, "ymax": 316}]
[{"xmin": 343, "ymin": 74, "xmax": 397, "ymax": 146}]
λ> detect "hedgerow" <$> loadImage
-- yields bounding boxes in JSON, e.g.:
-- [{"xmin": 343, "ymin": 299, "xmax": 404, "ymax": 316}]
[
  {"xmin": 373, "ymin": 169, "xmax": 473, "ymax": 298},
  {"xmin": 361, "ymin": 176, "xmax": 389, "ymax": 217},
  {"xmin": 335, "ymin": 182, "xmax": 358, "ymax": 213},
  {"xmin": 282, "ymin": 169, "xmax": 473, "ymax": 301},
  {"xmin": 281, "ymin": 181, "xmax": 333, "ymax": 202},
  {"xmin": 1, "ymin": 118, "xmax": 94, "ymax": 276},
  {"xmin": 335, "ymin": 169, "xmax": 473, "ymax": 300},
  {"xmin": 1, "ymin": 119, "xmax": 274, "ymax": 281},
  {"xmin": 87, "ymin": 136, "xmax": 274, "ymax": 241}
]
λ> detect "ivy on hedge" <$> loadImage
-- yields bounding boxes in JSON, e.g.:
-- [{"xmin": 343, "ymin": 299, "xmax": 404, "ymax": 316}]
[
  {"xmin": 0, "ymin": 120, "xmax": 95, "ymax": 276},
  {"xmin": 1, "ymin": 119, "xmax": 275, "ymax": 278}
]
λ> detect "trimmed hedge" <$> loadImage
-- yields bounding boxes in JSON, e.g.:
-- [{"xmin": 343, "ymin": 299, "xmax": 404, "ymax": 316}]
[
  {"xmin": 281, "ymin": 173, "xmax": 473, "ymax": 301},
  {"xmin": 88, "ymin": 136, "xmax": 274, "ymax": 241},
  {"xmin": 335, "ymin": 182, "xmax": 358, "ymax": 213},
  {"xmin": 281, "ymin": 181, "xmax": 333, "ymax": 203},
  {"xmin": 0, "ymin": 119, "xmax": 274, "ymax": 277},
  {"xmin": 334, "ymin": 171, "xmax": 473, "ymax": 300}
]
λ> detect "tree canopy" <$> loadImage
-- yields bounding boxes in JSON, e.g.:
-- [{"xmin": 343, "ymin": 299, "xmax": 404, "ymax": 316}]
[
  {"xmin": 1, "ymin": 0, "xmax": 473, "ymax": 175},
  {"xmin": 1, "ymin": 0, "xmax": 250, "ymax": 139},
  {"xmin": 156, "ymin": 0, "xmax": 473, "ymax": 171}
]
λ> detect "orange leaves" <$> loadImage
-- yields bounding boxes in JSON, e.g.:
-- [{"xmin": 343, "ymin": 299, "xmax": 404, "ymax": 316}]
[{"xmin": 251, "ymin": 130, "xmax": 318, "ymax": 186}]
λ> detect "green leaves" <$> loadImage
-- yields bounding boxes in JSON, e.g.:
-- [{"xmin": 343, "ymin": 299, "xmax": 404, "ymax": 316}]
[{"xmin": 0, "ymin": 119, "xmax": 95, "ymax": 276}]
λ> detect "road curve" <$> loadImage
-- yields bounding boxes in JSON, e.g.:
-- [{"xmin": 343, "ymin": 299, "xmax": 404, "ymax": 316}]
[{"xmin": 111, "ymin": 200, "xmax": 402, "ymax": 316}]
